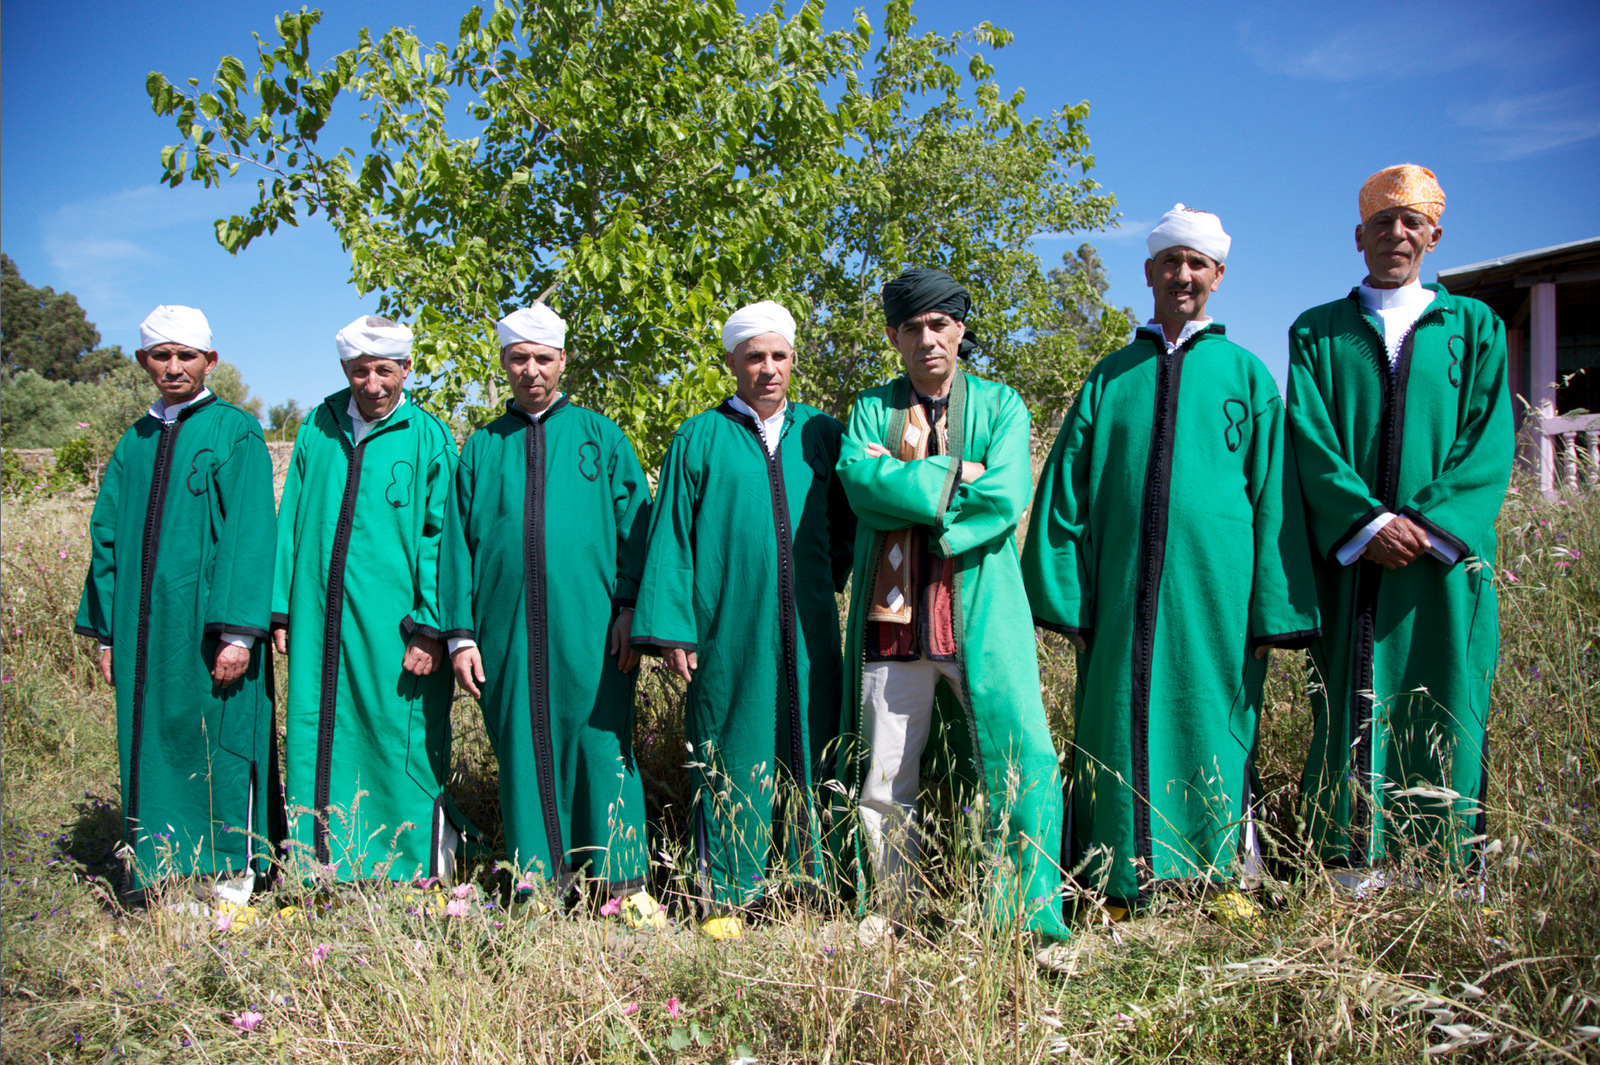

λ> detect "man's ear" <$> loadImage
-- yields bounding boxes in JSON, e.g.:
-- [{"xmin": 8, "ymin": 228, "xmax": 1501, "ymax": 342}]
[
  {"xmin": 1143, "ymin": 258, "xmax": 1156, "ymax": 288},
  {"xmin": 1426, "ymin": 223, "xmax": 1443, "ymax": 253},
  {"xmin": 1210, "ymin": 262, "xmax": 1226, "ymax": 291},
  {"xmin": 203, "ymin": 350, "xmax": 220, "ymax": 374},
  {"xmin": 884, "ymin": 325, "xmax": 898, "ymax": 346},
  {"xmin": 135, "ymin": 349, "xmax": 150, "ymax": 371},
  {"xmin": 1354, "ymin": 223, "xmax": 1366, "ymax": 253}
]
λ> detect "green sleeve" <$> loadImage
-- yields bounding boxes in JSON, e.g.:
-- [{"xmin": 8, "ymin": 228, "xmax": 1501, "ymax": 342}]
[
  {"xmin": 404, "ymin": 429, "xmax": 457, "ymax": 639},
  {"xmin": 1021, "ymin": 388, "xmax": 1094, "ymax": 635},
  {"xmin": 270, "ymin": 432, "xmax": 308, "ymax": 626},
  {"xmin": 822, "ymin": 419, "xmax": 857, "ymax": 592},
  {"xmin": 1287, "ymin": 323, "xmax": 1387, "ymax": 559},
  {"xmin": 1398, "ymin": 313, "xmax": 1514, "ymax": 560},
  {"xmin": 837, "ymin": 394, "xmax": 959, "ymax": 533},
  {"xmin": 609, "ymin": 430, "xmax": 652, "ymax": 604},
  {"xmin": 1247, "ymin": 394, "xmax": 1320, "ymax": 646},
  {"xmin": 204, "ymin": 420, "xmax": 277, "ymax": 637},
  {"xmin": 439, "ymin": 446, "xmax": 477, "ymax": 641},
  {"xmin": 630, "ymin": 430, "xmax": 701, "ymax": 652},
  {"xmin": 73, "ymin": 437, "xmax": 125, "ymax": 643},
  {"xmin": 935, "ymin": 385, "xmax": 1032, "ymax": 559}
]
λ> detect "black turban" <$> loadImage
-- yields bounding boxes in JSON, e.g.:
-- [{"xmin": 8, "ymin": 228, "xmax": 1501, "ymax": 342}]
[{"xmin": 881, "ymin": 268, "xmax": 971, "ymax": 329}]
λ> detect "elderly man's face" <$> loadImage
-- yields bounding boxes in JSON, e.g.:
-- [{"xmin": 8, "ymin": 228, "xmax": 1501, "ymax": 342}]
[
  {"xmin": 136, "ymin": 343, "xmax": 219, "ymax": 404},
  {"xmin": 1356, "ymin": 207, "xmax": 1441, "ymax": 289},
  {"xmin": 1144, "ymin": 246, "xmax": 1225, "ymax": 325},
  {"xmin": 502, "ymin": 341, "xmax": 566, "ymax": 414},
  {"xmin": 342, "ymin": 355, "xmax": 410, "ymax": 421},
  {"xmin": 725, "ymin": 332, "xmax": 794, "ymax": 418},
  {"xmin": 887, "ymin": 311, "xmax": 963, "ymax": 396}
]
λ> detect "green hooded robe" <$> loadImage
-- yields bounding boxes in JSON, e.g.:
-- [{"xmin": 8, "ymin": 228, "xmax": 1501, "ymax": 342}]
[
  {"xmin": 272, "ymin": 391, "xmax": 462, "ymax": 882},
  {"xmin": 75, "ymin": 393, "xmax": 278, "ymax": 890},
  {"xmin": 441, "ymin": 398, "xmax": 652, "ymax": 892},
  {"xmin": 838, "ymin": 372, "xmax": 1070, "ymax": 937},
  {"xmin": 630, "ymin": 400, "xmax": 855, "ymax": 910},
  {"xmin": 1287, "ymin": 285, "xmax": 1513, "ymax": 872},
  {"xmin": 1021, "ymin": 326, "xmax": 1320, "ymax": 904}
]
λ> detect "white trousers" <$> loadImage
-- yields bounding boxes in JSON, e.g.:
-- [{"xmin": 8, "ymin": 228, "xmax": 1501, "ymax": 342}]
[{"xmin": 859, "ymin": 656, "xmax": 966, "ymax": 911}]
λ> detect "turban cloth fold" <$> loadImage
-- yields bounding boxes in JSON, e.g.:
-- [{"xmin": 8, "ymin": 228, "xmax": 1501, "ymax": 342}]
[
  {"xmin": 496, "ymin": 305, "xmax": 567, "ymax": 350},
  {"xmin": 1359, "ymin": 165, "xmax": 1445, "ymax": 224},
  {"xmin": 881, "ymin": 268, "xmax": 971, "ymax": 329},
  {"xmin": 1146, "ymin": 204, "xmax": 1231, "ymax": 265},
  {"xmin": 335, "ymin": 315, "xmax": 413, "ymax": 362},
  {"xmin": 721, "ymin": 300, "xmax": 796, "ymax": 353},
  {"xmin": 139, "ymin": 305, "xmax": 212, "ymax": 352}
]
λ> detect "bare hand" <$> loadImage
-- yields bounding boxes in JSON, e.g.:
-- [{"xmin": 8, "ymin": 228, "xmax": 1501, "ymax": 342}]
[
  {"xmin": 667, "ymin": 647, "xmax": 698, "ymax": 684},
  {"xmin": 959, "ymin": 461, "xmax": 986, "ymax": 484},
  {"xmin": 864, "ymin": 441, "xmax": 891, "ymax": 458},
  {"xmin": 452, "ymin": 646, "xmax": 486, "ymax": 699},
  {"xmin": 1067, "ymin": 634, "xmax": 1086, "ymax": 652},
  {"xmin": 1363, "ymin": 515, "xmax": 1430, "ymax": 570},
  {"xmin": 403, "ymin": 633, "xmax": 444, "ymax": 676},
  {"xmin": 608, "ymin": 608, "xmax": 641, "ymax": 673},
  {"xmin": 97, "ymin": 647, "xmax": 113, "ymax": 686},
  {"xmin": 1254, "ymin": 645, "xmax": 1271, "ymax": 660},
  {"xmin": 271, "ymin": 625, "xmax": 288, "ymax": 656},
  {"xmin": 212, "ymin": 643, "xmax": 250, "ymax": 688}
]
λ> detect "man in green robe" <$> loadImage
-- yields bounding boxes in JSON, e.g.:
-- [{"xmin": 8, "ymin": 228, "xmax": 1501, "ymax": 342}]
[
  {"xmin": 838, "ymin": 268, "xmax": 1071, "ymax": 941},
  {"xmin": 444, "ymin": 304, "xmax": 662, "ymax": 923},
  {"xmin": 1287, "ymin": 165, "xmax": 1513, "ymax": 883},
  {"xmin": 1022, "ymin": 207, "xmax": 1319, "ymax": 911},
  {"xmin": 76, "ymin": 305, "xmax": 278, "ymax": 902},
  {"xmin": 272, "ymin": 315, "xmax": 465, "ymax": 884},
  {"xmin": 631, "ymin": 300, "xmax": 855, "ymax": 939}
]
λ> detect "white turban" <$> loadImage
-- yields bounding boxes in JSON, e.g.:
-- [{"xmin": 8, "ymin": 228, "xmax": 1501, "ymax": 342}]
[
  {"xmin": 335, "ymin": 315, "xmax": 413, "ymax": 362},
  {"xmin": 139, "ymin": 305, "xmax": 212, "ymax": 352},
  {"xmin": 721, "ymin": 300, "xmax": 796, "ymax": 354},
  {"xmin": 1146, "ymin": 204, "xmax": 1231, "ymax": 265},
  {"xmin": 497, "ymin": 305, "xmax": 567, "ymax": 350}
]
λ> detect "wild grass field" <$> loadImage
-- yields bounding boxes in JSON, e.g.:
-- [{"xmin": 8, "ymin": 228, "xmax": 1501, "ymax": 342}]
[{"xmin": 2, "ymin": 474, "xmax": 1597, "ymax": 1064}]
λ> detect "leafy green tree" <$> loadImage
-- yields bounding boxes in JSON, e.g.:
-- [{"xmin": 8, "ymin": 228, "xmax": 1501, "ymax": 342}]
[
  {"xmin": 267, "ymin": 398, "xmax": 304, "ymax": 438},
  {"xmin": 1015, "ymin": 243, "xmax": 1134, "ymax": 426},
  {"xmin": 148, "ymin": 0, "xmax": 1119, "ymax": 465},
  {"xmin": 0, "ymin": 255, "xmax": 125, "ymax": 382}
]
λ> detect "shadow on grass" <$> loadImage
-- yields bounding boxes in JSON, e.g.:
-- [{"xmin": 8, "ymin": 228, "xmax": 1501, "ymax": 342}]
[{"xmin": 64, "ymin": 792, "xmax": 124, "ymax": 898}]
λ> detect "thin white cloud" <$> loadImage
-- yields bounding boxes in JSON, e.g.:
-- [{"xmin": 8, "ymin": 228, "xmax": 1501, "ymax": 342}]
[{"xmin": 1454, "ymin": 85, "xmax": 1600, "ymax": 160}]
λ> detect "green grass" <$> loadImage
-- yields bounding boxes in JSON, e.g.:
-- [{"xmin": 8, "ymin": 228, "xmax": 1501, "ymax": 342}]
[{"xmin": 4, "ymin": 478, "xmax": 1599, "ymax": 1063}]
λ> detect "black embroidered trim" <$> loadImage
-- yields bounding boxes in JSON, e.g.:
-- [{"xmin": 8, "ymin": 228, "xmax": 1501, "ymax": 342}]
[
  {"xmin": 442, "ymin": 627, "xmax": 475, "ymax": 642},
  {"xmin": 127, "ymin": 416, "xmax": 182, "ymax": 842},
  {"xmin": 1033, "ymin": 618, "xmax": 1091, "ymax": 639},
  {"xmin": 203, "ymin": 623, "xmax": 270, "ymax": 639},
  {"xmin": 1329, "ymin": 505, "xmax": 1390, "ymax": 563},
  {"xmin": 1399, "ymin": 507, "xmax": 1469, "ymax": 562},
  {"xmin": 399, "ymin": 617, "xmax": 444, "ymax": 641},
  {"xmin": 522, "ymin": 412, "xmax": 567, "ymax": 881},
  {"xmin": 1250, "ymin": 628, "xmax": 1321, "ymax": 651},
  {"xmin": 269, "ymin": 612, "xmax": 290, "ymax": 629},
  {"xmin": 74, "ymin": 623, "xmax": 107, "ymax": 641},
  {"xmin": 629, "ymin": 635, "xmax": 697, "ymax": 653}
]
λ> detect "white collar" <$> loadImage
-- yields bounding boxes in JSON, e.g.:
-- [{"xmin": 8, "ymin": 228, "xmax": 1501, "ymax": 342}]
[
  {"xmin": 514, "ymin": 393, "xmax": 563, "ymax": 423},
  {"xmin": 149, "ymin": 387, "xmax": 213, "ymax": 422},
  {"xmin": 1360, "ymin": 279, "xmax": 1432, "ymax": 312},
  {"xmin": 1142, "ymin": 317, "xmax": 1213, "ymax": 354},
  {"xmin": 729, "ymin": 394, "xmax": 787, "ymax": 454},
  {"xmin": 348, "ymin": 391, "xmax": 407, "ymax": 443}
]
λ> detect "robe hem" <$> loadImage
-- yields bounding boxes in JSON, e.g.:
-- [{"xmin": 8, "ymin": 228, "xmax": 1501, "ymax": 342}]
[
  {"xmin": 1252, "ymin": 628, "xmax": 1321, "ymax": 651},
  {"xmin": 269, "ymin": 612, "xmax": 290, "ymax": 629},
  {"xmin": 73, "ymin": 623, "xmax": 107, "ymax": 641},
  {"xmin": 442, "ymin": 627, "xmax": 475, "ymax": 641},
  {"xmin": 1398, "ymin": 507, "xmax": 1469, "ymax": 561},
  {"xmin": 629, "ymin": 635, "xmax": 696, "ymax": 653},
  {"xmin": 400, "ymin": 616, "xmax": 444, "ymax": 641},
  {"xmin": 203, "ymin": 622, "xmax": 270, "ymax": 639},
  {"xmin": 1033, "ymin": 618, "xmax": 1089, "ymax": 638}
]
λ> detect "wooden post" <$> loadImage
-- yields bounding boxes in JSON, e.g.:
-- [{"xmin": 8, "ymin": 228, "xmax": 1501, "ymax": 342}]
[
  {"xmin": 1530, "ymin": 283, "xmax": 1559, "ymax": 495},
  {"xmin": 1564, "ymin": 432, "xmax": 1579, "ymax": 493},
  {"xmin": 1538, "ymin": 401, "xmax": 1556, "ymax": 496}
]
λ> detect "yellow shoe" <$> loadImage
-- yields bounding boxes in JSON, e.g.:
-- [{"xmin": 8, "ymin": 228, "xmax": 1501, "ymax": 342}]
[
  {"xmin": 620, "ymin": 891, "xmax": 669, "ymax": 931},
  {"xmin": 1208, "ymin": 890, "xmax": 1262, "ymax": 929},
  {"xmin": 699, "ymin": 915, "xmax": 744, "ymax": 941},
  {"xmin": 212, "ymin": 901, "xmax": 259, "ymax": 934},
  {"xmin": 508, "ymin": 897, "xmax": 556, "ymax": 923}
]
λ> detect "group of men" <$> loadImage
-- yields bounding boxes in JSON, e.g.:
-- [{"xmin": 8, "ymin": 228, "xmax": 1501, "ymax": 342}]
[{"xmin": 78, "ymin": 163, "xmax": 1512, "ymax": 942}]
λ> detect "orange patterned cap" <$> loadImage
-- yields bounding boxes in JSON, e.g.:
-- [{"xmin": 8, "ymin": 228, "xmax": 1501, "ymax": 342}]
[{"xmin": 1359, "ymin": 164, "xmax": 1445, "ymax": 224}]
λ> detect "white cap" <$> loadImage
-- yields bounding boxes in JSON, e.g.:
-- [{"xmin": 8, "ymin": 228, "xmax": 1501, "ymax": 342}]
[
  {"xmin": 496, "ymin": 305, "xmax": 567, "ymax": 350},
  {"xmin": 335, "ymin": 315, "xmax": 413, "ymax": 362},
  {"xmin": 139, "ymin": 305, "xmax": 212, "ymax": 351},
  {"xmin": 1146, "ymin": 204, "xmax": 1231, "ymax": 265},
  {"xmin": 721, "ymin": 300, "xmax": 796, "ymax": 353}
]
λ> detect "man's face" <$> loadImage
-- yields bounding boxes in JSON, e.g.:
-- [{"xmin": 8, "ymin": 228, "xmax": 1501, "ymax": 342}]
[
  {"xmin": 886, "ymin": 310, "xmax": 963, "ymax": 393},
  {"xmin": 136, "ymin": 343, "xmax": 218, "ymax": 404},
  {"xmin": 341, "ymin": 355, "xmax": 410, "ymax": 421},
  {"xmin": 501, "ymin": 342, "xmax": 566, "ymax": 413},
  {"xmin": 1356, "ymin": 206, "xmax": 1442, "ymax": 289},
  {"xmin": 1144, "ymin": 246, "xmax": 1225, "ymax": 323},
  {"xmin": 725, "ymin": 332, "xmax": 794, "ymax": 415}
]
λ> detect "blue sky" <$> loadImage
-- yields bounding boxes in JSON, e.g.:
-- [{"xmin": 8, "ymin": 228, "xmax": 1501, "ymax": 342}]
[{"xmin": 4, "ymin": 0, "xmax": 1598, "ymax": 412}]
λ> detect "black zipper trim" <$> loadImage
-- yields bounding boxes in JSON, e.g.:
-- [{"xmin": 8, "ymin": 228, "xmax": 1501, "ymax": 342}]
[
  {"xmin": 1343, "ymin": 297, "xmax": 1443, "ymax": 863},
  {"xmin": 522, "ymin": 409, "xmax": 566, "ymax": 879},
  {"xmin": 312, "ymin": 417, "xmax": 367, "ymax": 866},
  {"xmin": 1127, "ymin": 327, "xmax": 1213, "ymax": 865}
]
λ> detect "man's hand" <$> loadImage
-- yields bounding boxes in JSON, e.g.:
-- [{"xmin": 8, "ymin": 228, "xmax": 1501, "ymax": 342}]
[
  {"xmin": 403, "ymin": 633, "xmax": 444, "ymax": 676},
  {"xmin": 1067, "ymin": 634, "xmax": 1086, "ymax": 652},
  {"xmin": 864, "ymin": 441, "xmax": 892, "ymax": 459},
  {"xmin": 959, "ymin": 460, "xmax": 986, "ymax": 484},
  {"xmin": 271, "ymin": 625, "xmax": 288, "ymax": 655},
  {"xmin": 97, "ymin": 647, "xmax": 113, "ymax": 686},
  {"xmin": 608, "ymin": 608, "xmax": 641, "ymax": 673},
  {"xmin": 452, "ymin": 646, "xmax": 486, "ymax": 699},
  {"xmin": 1254, "ymin": 645, "xmax": 1271, "ymax": 660},
  {"xmin": 1363, "ymin": 514, "xmax": 1431, "ymax": 569},
  {"xmin": 212, "ymin": 643, "xmax": 250, "ymax": 688},
  {"xmin": 667, "ymin": 647, "xmax": 698, "ymax": 684}
]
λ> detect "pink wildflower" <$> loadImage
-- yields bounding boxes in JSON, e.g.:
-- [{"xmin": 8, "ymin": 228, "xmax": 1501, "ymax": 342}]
[
  {"xmin": 214, "ymin": 912, "xmax": 234, "ymax": 932},
  {"xmin": 1502, "ymin": 569, "xmax": 1519, "ymax": 583},
  {"xmin": 666, "ymin": 997, "xmax": 681, "ymax": 1019},
  {"xmin": 599, "ymin": 897, "xmax": 621, "ymax": 917},
  {"xmin": 309, "ymin": 943, "xmax": 331, "ymax": 966},
  {"xmin": 231, "ymin": 1010, "xmax": 263, "ymax": 1032},
  {"xmin": 76, "ymin": 422, "xmax": 90, "ymax": 429},
  {"xmin": 413, "ymin": 940, "xmax": 427, "ymax": 953},
  {"xmin": 621, "ymin": 1002, "xmax": 639, "ymax": 1016},
  {"xmin": 445, "ymin": 899, "xmax": 468, "ymax": 917},
  {"xmin": 515, "ymin": 879, "xmax": 535, "ymax": 893},
  {"xmin": 57, "ymin": 550, "xmax": 67, "ymax": 559},
  {"xmin": 451, "ymin": 883, "xmax": 472, "ymax": 899}
]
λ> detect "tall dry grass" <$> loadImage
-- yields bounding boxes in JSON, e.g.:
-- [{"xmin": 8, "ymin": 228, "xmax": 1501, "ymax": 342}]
[{"xmin": 3, "ymin": 476, "xmax": 1598, "ymax": 1063}]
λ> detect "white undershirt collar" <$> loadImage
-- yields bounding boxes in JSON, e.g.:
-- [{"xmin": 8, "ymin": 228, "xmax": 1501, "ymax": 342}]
[
  {"xmin": 1142, "ymin": 318, "xmax": 1213, "ymax": 355},
  {"xmin": 149, "ymin": 387, "xmax": 213, "ymax": 423},
  {"xmin": 1359, "ymin": 279, "xmax": 1434, "ymax": 364},
  {"xmin": 729, "ymin": 394, "xmax": 787, "ymax": 456},
  {"xmin": 348, "ymin": 391, "xmax": 407, "ymax": 444}
]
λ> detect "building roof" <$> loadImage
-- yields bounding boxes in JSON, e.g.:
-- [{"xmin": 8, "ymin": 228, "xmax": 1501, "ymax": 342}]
[{"xmin": 1438, "ymin": 236, "xmax": 1600, "ymax": 290}]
